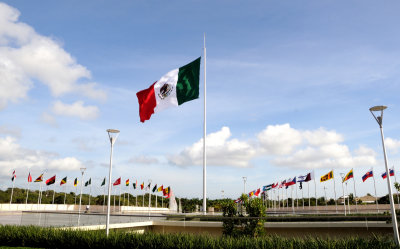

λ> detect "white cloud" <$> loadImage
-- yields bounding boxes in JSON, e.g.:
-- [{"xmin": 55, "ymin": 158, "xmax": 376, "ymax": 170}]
[
  {"xmin": 168, "ymin": 126, "xmax": 256, "ymax": 168},
  {"xmin": 0, "ymin": 2, "xmax": 106, "ymax": 109},
  {"xmin": 0, "ymin": 125, "xmax": 21, "ymax": 137},
  {"xmin": 52, "ymin": 100, "xmax": 99, "ymax": 120},
  {"xmin": 0, "ymin": 135, "xmax": 83, "ymax": 177},
  {"xmin": 169, "ymin": 124, "xmax": 378, "ymax": 170},
  {"xmin": 257, "ymin": 123, "xmax": 302, "ymax": 155},
  {"xmin": 385, "ymin": 138, "xmax": 400, "ymax": 154},
  {"xmin": 41, "ymin": 112, "xmax": 58, "ymax": 126}
]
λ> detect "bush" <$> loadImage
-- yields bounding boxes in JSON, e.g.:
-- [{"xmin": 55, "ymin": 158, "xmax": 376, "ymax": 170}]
[{"xmin": 0, "ymin": 225, "xmax": 397, "ymax": 249}]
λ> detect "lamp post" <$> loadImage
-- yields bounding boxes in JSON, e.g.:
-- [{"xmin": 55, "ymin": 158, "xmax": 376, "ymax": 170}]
[
  {"xmin": 77, "ymin": 167, "xmax": 86, "ymax": 226},
  {"xmin": 242, "ymin": 177, "xmax": 247, "ymax": 194},
  {"xmin": 370, "ymin": 105, "xmax": 399, "ymax": 246},
  {"xmin": 106, "ymin": 129, "xmax": 120, "ymax": 236}
]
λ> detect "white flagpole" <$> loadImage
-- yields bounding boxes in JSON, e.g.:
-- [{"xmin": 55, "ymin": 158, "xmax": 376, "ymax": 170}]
[
  {"xmin": 156, "ymin": 193, "xmax": 158, "ymax": 209},
  {"xmin": 302, "ymin": 182, "xmax": 304, "ymax": 209},
  {"xmin": 119, "ymin": 184, "xmax": 121, "ymax": 212},
  {"xmin": 103, "ymin": 184, "xmax": 106, "ymax": 212},
  {"xmin": 295, "ymin": 181, "xmax": 298, "ymax": 209},
  {"xmin": 352, "ymin": 169, "xmax": 358, "ymax": 213},
  {"xmin": 89, "ymin": 184, "xmax": 92, "ymax": 206},
  {"xmin": 291, "ymin": 186, "xmax": 294, "ymax": 213},
  {"xmin": 26, "ymin": 181, "xmax": 30, "ymax": 205},
  {"xmin": 64, "ymin": 184, "xmax": 67, "ymax": 205},
  {"xmin": 333, "ymin": 170, "xmax": 338, "ymax": 213},
  {"xmin": 10, "ymin": 172, "xmax": 15, "ymax": 204},
  {"xmin": 308, "ymin": 181, "xmax": 310, "ymax": 209},
  {"xmin": 372, "ymin": 168, "xmax": 379, "ymax": 213},
  {"xmin": 202, "ymin": 33, "xmax": 207, "ymax": 215},
  {"xmin": 345, "ymin": 181, "xmax": 350, "ymax": 214},
  {"xmin": 52, "ymin": 182, "xmax": 56, "ymax": 204},
  {"xmin": 128, "ymin": 183, "xmax": 130, "ymax": 206},
  {"xmin": 393, "ymin": 166, "xmax": 400, "ymax": 209},
  {"xmin": 341, "ymin": 177, "xmax": 346, "ymax": 216},
  {"xmin": 314, "ymin": 170, "xmax": 318, "ymax": 212}
]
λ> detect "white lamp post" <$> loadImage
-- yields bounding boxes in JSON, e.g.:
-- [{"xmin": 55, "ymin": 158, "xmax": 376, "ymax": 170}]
[
  {"xmin": 242, "ymin": 177, "xmax": 247, "ymax": 194},
  {"xmin": 106, "ymin": 129, "xmax": 119, "ymax": 236},
  {"xmin": 370, "ymin": 105, "xmax": 399, "ymax": 246},
  {"xmin": 77, "ymin": 167, "xmax": 86, "ymax": 226}
]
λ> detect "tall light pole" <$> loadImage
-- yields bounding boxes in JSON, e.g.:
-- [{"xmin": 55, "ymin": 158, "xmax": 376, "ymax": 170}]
[
  {"xmin": 370, "ymin": 105, "xmax": 399, "ymax": 246},
  {"xmin": 77, "ymin": 167, "xmax": 86, "ymax": 226},
  {"xmin": 106, "ymin": 129, "xmax": 120, "ymax": 236},
  {"xmin": 242, "ymin": 177, "xmax": 247, "ymax": 194}
]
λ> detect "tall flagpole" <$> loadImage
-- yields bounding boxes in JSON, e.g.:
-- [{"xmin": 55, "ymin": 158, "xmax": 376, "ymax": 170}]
[
  {"xmin": 52, "ymin": 182, "xmax": 56, "ymax": 204},
  {"xmin": 202, "ymin": 33, "xmax": 207, "ymax": 215},
  {"xmin": 64, "ymin": 184, "xmax": 67, "ymax": 205},
  {"xmin": 26, "ymin": 181, "xmax": 30, "ymax": 205},
  {"xmin": 308, "ymin": 181, "xmax": 310, "ymax": 209},
  {"xmin": 352, "ymin": 169, "xmax": 358, "ymax": 213},
  {"xmin": 314, "ymin": 170, "xmax": 318, "ymax": 212},
  {"xmin": 393, "ymin": 166, "xmax": 400, "ymax": 209},
  {"xmin": 372, "ymin": 168, "xmax": 379, "ymax": 213},
  {"xmin": 333, "ymin": 170, "xmax": 338, "ymax": 213}
]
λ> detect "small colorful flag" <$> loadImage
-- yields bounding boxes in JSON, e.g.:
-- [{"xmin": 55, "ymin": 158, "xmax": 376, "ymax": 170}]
[
  {"xmin": 133, "ymin": 181, "xmax": 136, "ymax": 189},
  {"xmin": 263, "ymin": 184, "xmax": 272, "ymax": 192},
  {"xmin": 297, "ymin": 175, "xmax": 307, "ymax": 182},
  {"xmin": 35, "ymin": 174, "xmax": 44, "ymax": 182},
  {"xmin": 272, "ymin": 182, "xmax": 279, "ymax": 189},
  {"xmin": 11, "ymin": 170, "xmax": 16, "ymax": 181},
  {"xmin": 46, "ymin": 175, "xmax": 56, "ymax": 186},
  {"xmin": 286, "ymin": 177, "xmax": 297, "ymax": 187},
  {"xmin": 343, "ymin": 169, "xmax": 354, "ymax": 182},
  {"xmin": 85, "ymin": 178, "xmax": 91, "ymax": 187},
  {"xmin": 113, "ymin": 177, "xmax": 121, "ymax": 186},
  {"xmin": 152, "ymin": 184, "xmax": 157, "ymax": 192},
  {"xmin": 74, "ymin": 178, "xmax": 78, "ymax": 186},
  {"xmin": 362, "ymin": 168, "xmax": 373, "ymax": 182},
  {"xmin": 279, "ymin": 180, "xmax": 286, "ymax": 188},
  {"xmin": 254, "ymin": 188, "xmax": 261, "ymax": 197},
  {"xmin": 101, "ymin": 177, "xmax": 106, "ymax": 186},
  {"xmin": 157, "ymin": 185, "xmax": 163, "ymax": 192},
  {"xmin": 304, "ymin": 172, "xmax": 314, "ymax": 182},
  {"xmin": 234, "ymin": 198, "xmax": 241, "ymax": 203},
  {"xmin": 146, "ymin": 183, "xmax": 151, "ymax": 190},
  {"xmin": 126, "ymin": 179, "xmax": 130, "ymax": 186},
  {"xmin": 140, "ymin": 182, "xmax": 144, "ymax": 190},
  {"xmin": 382, "ymin": 168, "xmax": 395, "ymax": 179},
  {"xmin": 28, "ymin": 172, "xmax": 32, "ymax": 183},
  {"xmin": 163, "ymin": 186, "xmax": 170, "ymax": 196},
  {"xmin": 60, "ymin": 177, "xmax": 67, "ymax": 185},
  {"xmin": 320, "ymin": 170, "xmax": 334, "ymax": 182}
]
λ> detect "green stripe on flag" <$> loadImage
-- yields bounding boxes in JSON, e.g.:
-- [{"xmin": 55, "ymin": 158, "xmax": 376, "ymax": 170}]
[{"xmin": 176, "ymin": 57, "xmax": 201, "ymax": 105}]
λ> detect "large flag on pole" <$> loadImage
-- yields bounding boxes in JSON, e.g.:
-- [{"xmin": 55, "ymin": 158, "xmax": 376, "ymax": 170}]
[
  {"xmin": 28, "ymin": 172, "xmax": 32, "ymax": 183},
  {"xmin": 101, "ymin": 177, "xmax": 106, "ymax": 186},
  {"xmin": 46, "ymin": 175, "xmax": 56, "ymax": 186},
  {"xmin": 152, "ymin": 184, "xmax": 157, "ymax": 193},
  {"xmin": 343, "ymin": 169, "xmax": 354, "ymax": 182},
  {"xmin": 320, "ymin": 171, "xmax": 334, "ymax": 182},
  {"xmin": 126, "ymin": 179, "xmax": 129, "ymax": 186},
  {"xmin": 136, "ymin": 57, "xmax": 201, "ymax": 122},
  {"xmin": 157, "ymin": 185, "xmax": 163, "ymax": 192},
  {"xmin": 382, "ymin": 167, "xmax": 395, "ymax": 179},
  {"xmin": 304, "ymin": 172, "xmax": 314, "ymax": 182},
  {"xmin": 85, "ymin": 178, "xmax": 91, "ymax": 187},
  {"xmin": 74, "ymin": 178, "xmax": 78, "ymax": 187},
  {"xmin": 362, "ymin": 168, "xmax": 373, "ymax": 182},
  {"xmin": 140, "ymin": 182, "xmax": 144, "ymax": 190}
]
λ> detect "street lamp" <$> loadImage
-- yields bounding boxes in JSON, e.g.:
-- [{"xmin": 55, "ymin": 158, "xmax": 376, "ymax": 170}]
[
  {"xmin": 106, "ymin": 129, "xmax": 120, "ymax": 236},
  {"xmin": 77, "ymin": 167, "xmax": 86, "ymax": 226},
  {"xmin": 242, "ymin": 177, "xmax": 247, "ymax": 194},
  {"xmin": 370, "ymin": 105, "xmax": 399, "ymax": 246}
]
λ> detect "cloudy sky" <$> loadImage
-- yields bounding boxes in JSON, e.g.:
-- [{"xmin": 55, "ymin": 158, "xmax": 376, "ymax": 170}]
[{"xmin": 1, "ymin": 1, "xmax": 400, "ymax": 200}]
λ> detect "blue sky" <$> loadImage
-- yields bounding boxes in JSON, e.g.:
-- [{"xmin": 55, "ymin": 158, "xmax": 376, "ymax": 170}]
[{"xmin": 1, "ymin": 1, "xmax": 400, "ymax": 201}]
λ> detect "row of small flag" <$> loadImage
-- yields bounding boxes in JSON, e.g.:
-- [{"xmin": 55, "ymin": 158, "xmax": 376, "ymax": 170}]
[
  {"xmin": 235, "ymin": 167, "xmax": 397, "ymax": 202},
  {"xmin": 10, "ymin": 171, "xmax": 171, "ymax": 198}
]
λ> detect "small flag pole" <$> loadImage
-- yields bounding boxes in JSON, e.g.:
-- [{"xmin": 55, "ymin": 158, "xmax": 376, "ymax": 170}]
[
  {"xmin": 119, "ymin": 183, "xmax": 121, "ymax": 213},
  {"xmin": 156, "ymin": 192, "xmax": 158, "ymax": 209},
  {"xmin": 63, "ymin": 184, "xmax": 67, "ymax": 205},
  {"xmin": 103, "ymin": 182, "xmax": 106, "ymax": 212},
  {"xmin": 89, "ymin": 183, "xmax": 92, "ymax": 207},
  {"xmin": 345, "ymin": 181, "xmax": 350, "ymax": 214},
  {"xmin": 25, "ymin": 181, "xmax": 29, "ymax": 205},
  {"xmin": 295, "ymin": 180, "xmax": 298, "ymax": 209},
  {"xmin": 10, "ymin": 171, "xmax": 15, "ymax": 205},
  {"xmin": 393, "ymin": 166, "xmax": 400, "ymax": 209},
  {"xmin": 340, "ymin": 175, "xmax": 346, "ymax": 216},
  {"xmin": 52, "ymin": 180, "xmax": 56, "ymax": 204},
  {"xmin": 372, "ymin": 168, "xmax": 379, "ymax": 213},
  {"xmin": 333, "ymin": 170, "xmax": 338, "ymax": 213},
  {"xmin": 314, "ymin": 170, "xmax": 318, "ymax": 213},
  {"xmin": 291, "ymin": 186, "xmax": 294, "ymax": 214},
  {"xmin": 202, "ymin": 32, "xmax": 207, "ymax": 215},
  {"xmin": 302, "ymin": 182, "xmax": 304, "ymax": 209},
  {"xmin": 308, "ymin": 180, "xmax": 310, "ymax": 209},
  {"xmin": 128, "ymin": 183, "xmax": 130, "ymax": 206},
  {"xmin": 352, "ymin": 169, "xmax": 359, "ymax": 213}
]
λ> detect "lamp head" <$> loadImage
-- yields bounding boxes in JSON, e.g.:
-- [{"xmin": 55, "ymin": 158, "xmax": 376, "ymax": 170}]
[
  {"xmin": 107, "ymin": 129, "xmax": 120, "ymax": 145},
  {"xmin": 369, "ymin": 105, "xmax": 387, "ymax": 127}
]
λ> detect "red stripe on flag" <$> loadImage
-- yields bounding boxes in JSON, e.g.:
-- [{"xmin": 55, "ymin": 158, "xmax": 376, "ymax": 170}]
[{"xmin": 136, "ymin": 82, "xmax": 157, "ymax": 123}]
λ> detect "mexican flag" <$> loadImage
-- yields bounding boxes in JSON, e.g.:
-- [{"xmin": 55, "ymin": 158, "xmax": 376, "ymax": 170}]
[{"xmin": 136, "ymin": 57, "xmax": 201, "ymax": 122}]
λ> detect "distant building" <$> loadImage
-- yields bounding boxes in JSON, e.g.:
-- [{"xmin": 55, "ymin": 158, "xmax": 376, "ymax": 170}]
[
  {"xmin": 337, "ymin": 195, "xmax": 349, "ymax": 204},
  {"xmin": 356, "ymin": 195, "xmax": 376, "ymax": 204}
]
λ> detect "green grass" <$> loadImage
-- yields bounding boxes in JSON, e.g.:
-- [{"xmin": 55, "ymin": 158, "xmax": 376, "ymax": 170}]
[{"xmin": 0, "ymin": 225, "xmax": 396, "ymax": 249}]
